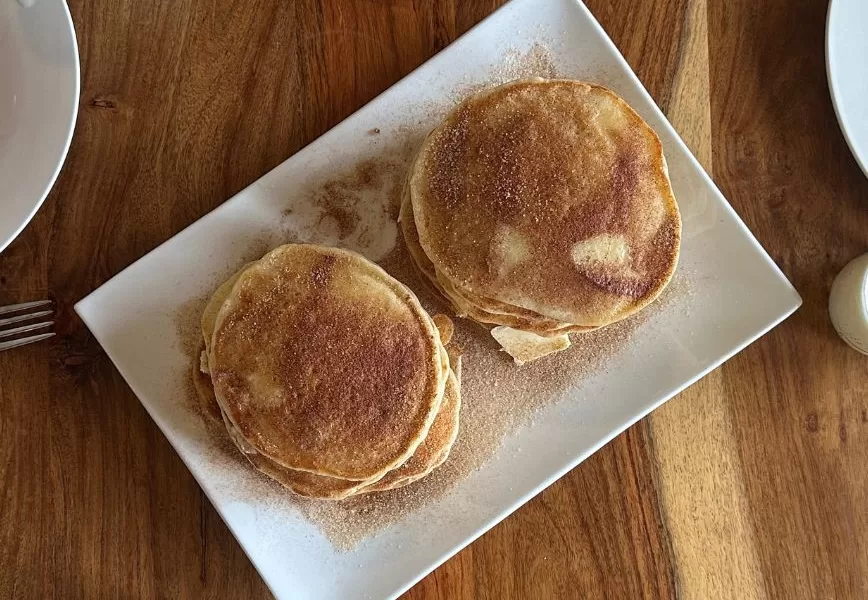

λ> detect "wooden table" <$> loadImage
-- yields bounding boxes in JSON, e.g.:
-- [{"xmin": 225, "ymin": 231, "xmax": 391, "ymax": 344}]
[{"xmin": 1, "ymin": 0, "xmax": 866, "ymax": 597}]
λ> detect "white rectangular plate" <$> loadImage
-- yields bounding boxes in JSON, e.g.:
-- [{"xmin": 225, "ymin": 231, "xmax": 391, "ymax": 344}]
[{"xmin": 76, "ymin": 0, "xmax": 801, "ymax": 598}]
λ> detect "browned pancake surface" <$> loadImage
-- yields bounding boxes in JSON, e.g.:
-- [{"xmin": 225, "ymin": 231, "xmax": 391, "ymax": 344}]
[
  {"xmin": 401, "ymin": 187, "xmax": 593, "ymax": 335},
  {"xmin": 209, "ymin": 244, "xmax": 446, "ymax": 481},
  {"xmin": 196, "ymin": 344, "xmax": 460, "ymax": 499},
  {"xmin": 361, "ymin": 369, "xmax": 461, "ymax": 493},
  {"xmin": 410, "ymin": 79, "xmax": 681, "ymax": 327}
]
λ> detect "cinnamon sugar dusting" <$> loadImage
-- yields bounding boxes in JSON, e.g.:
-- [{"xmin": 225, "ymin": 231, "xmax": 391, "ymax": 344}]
[
  {"xmin": 166, "ymin": 42, "xmax": 691, "ymax": 551},
  {"xmin": 313, "ymin": 160, "xmax": 382, "ymax": 237},
  {"xmin": 174, "ymin": 295, "xmax": 207, "ymax": 361},
  {"xmin": 280, "ymin": 151, "xmax": 414, "ymax": 260},
  {"xmin": 279, "ymin": 243, "xmax": 691, "ymax": 549},
  {"xmin": 457, "ymin": 43, "xmax": 558, "ymax": 98},
  {"xmin": 415, "ymin": 79, "xmax": 681, "ymax": 323},
  {"xmin": 494, "ymin": 43, "xmax": 558, "ymax": 82}
]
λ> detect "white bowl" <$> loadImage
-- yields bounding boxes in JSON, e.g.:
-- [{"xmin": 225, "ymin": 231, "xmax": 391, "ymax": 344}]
[
  {"xmin": 0, "ymin": 0, "xmax": 79, "ymax": 254},
  {"xmin": 827, "ymin": 0, "xmax": 868, "ymax": 179}
]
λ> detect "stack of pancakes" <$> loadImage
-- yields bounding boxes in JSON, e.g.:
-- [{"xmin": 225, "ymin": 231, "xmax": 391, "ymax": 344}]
[
  {"xmin": 193, "ymin": 244, "xmax": 461, "ymax": 499},
  {"xmin": 401, "ymin": 78, "xmax": 682, "ymax": 363}
]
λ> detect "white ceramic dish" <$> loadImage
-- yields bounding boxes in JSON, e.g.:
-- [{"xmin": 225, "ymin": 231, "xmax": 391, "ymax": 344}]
[
  {"xmin": 827, "ymin": 0, "xmax": 868, "ymax": 178},
  {"xmin": 0, "ymin": 0, "xmax": 79, "ymax": 254},
  {"xmin": 75, "ymin": 0, "xmax": 801, "ymax": 598}
]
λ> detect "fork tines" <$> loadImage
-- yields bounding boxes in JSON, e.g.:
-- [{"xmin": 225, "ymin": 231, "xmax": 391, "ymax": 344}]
[{"xmin": 0, "ymin": 300, "xmax": 55, "ymax": 352}]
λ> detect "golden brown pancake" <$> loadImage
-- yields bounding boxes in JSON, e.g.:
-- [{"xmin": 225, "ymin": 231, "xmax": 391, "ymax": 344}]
[
  {"xmin": 197, "ymin": 258, "xmax": 462, "ymax": 499},
  {"xmin": 400, "ymin": 187, "xmax": 591, "ymax": 336},
  {"xmin": 191, "ymin": 345, "xmax": 224, "ymax": 422},
  {"xmin": 197, "ymin": 337, "xmax": 461, "ymax": 499},
  {"xmin": 360, "ymin": 368, "xmax": 461, "ymax": 493},
  {"xmin": 200, "ymin": 263, "xmax": 255, "ymax": 363},
  {"xmin": 408, "ymin": 78, "xmax": 681, "ymax": 329},
  {"xmin": 431, "ymin": 313, "xmax": 455, "ymax": 346},
  {"xmin": 218, "ymin": 402, "xmax": 382, "ymax": 499},
  {"xmin": 209, "ymin": 243, "xmax": 449, "ymax": 481},
  {"xmin": 194, "ymin": 348, "xmax": 373, "ymax": 499},
  {"xmin": 197, "ymin": 345, "xmax": 373, "ymax": 499},
  {"xmin": 214, "ymin": 369, "xmax": 461, "ymax": 499}
]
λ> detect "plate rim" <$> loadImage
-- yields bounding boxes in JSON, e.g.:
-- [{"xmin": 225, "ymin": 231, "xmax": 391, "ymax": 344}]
[
  {"xmin": 0, "ymin": 0, "xmax": 81, "ymax": 255},
  {"xmin": 826, "ymin": 0, "xmax": 868, "ymax": 179}
]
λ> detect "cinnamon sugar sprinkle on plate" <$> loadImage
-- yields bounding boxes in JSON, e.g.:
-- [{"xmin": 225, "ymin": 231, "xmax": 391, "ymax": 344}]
[{"xmin": 171, "ymin": 43, "xmax": 692, "ymax": 551}]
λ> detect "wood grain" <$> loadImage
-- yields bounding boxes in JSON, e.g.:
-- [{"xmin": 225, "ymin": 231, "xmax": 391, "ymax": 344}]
[
  {"xmin": 708, "ymin": 1, "xmax": 868, "ymax": 598},
  {"xmin": 646, "ymin": 1, "xmax": 768, "ymax": 598},
  {"xmin": 1, "ymin": 0, "xmax": 866, "ymax": 598}
]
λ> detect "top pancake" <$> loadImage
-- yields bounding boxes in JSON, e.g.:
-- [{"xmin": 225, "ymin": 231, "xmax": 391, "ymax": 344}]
[
  {"xmin": 221, "ymin": 365, "xmax": 461, "ymax": 499},
  {"xmin": 409, "ymin": 79, "xmax": 681, "ymax": 327},
  {"xmin": 400, "ymin": 184, "xmax": 593, "ymax": 336},
  {"xmin": 197, "ymin": 260, "xmax": 460, "ymax": 499},
  {"xmin": 208, "ymin": 244, "xmax": 449, "ymax": 481}
]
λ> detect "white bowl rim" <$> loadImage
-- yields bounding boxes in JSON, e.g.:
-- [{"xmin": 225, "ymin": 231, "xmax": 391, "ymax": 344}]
[
  {"xmin": 0, "ymin": 0, "xmax": 81, "ymax": 255},
  {"xmin": 826, "ymin": 0, "xmax": 868, "ymax": 180}
]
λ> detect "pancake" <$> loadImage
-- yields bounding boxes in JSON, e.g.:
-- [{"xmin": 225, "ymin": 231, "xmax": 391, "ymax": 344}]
[
  {"xmin": 198, "ymin": 326, "xmax": 460, "ymax": 499},
  {"xmin": 218, "ymin": 402, "xmax": 383, "ymax": 499},
  {"xmin": 214, "ymin": 367, "xmax": 461, "ymax": 499},
  {"xmin": 401, "ymin": 186, "xmax": 592, "ymax": 336},
  {"xmin": 431, "ymin": 313, "xmax": 454, "ymax": 346},
  {"xmin": 192, "ymin": 348, "xmax": 373, "ymax": 499},
  {"xmin": 243, "ymin": 452, "xmax": 373, "ymax": 499},
  {"xmin": 191, "ymin": 344, "xmax": 225, "ymax": 422},
  {"xmin": 360, "ymin": 367, "xmax": 461, "ymax": 494},
  {"xmin": 408, "ymin": 78, "xmax": 681, "ymax": 329},
  {"xmin": 197, "ymin": 257, "xmax": 461, "ymax": 499},
  {"xmin": 208, "ymin": 243, "xmax": 449, "ymax": 481},
  {"xmin": 200, "ymin": 262, "xmax": 255, "ymax": 364}
]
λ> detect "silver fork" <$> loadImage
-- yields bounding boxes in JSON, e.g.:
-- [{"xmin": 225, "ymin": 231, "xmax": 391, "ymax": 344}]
[{"xmin": 0, "ymin": 300, "xmax": 55, "ymax": 352}]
